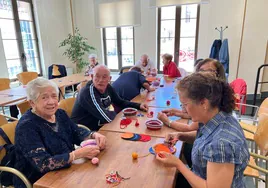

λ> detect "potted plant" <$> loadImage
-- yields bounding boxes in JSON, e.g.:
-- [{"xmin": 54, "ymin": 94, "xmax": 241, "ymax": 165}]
[{"xmin": 59, "ymin": 28, "xmax": 96, "ymax": 73}]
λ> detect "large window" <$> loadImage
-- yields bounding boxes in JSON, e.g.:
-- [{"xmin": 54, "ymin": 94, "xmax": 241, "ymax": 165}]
[
  {"xmin": 0, "ymin": 0, "xmax": 41, "ymax": 79},
  {"xmin": 102, "ymin": 27, "xmax": 134, "ymax": 71},
  {"xmin": 157, "ymin": 4, "xmax": 199, "ymax": 72}
]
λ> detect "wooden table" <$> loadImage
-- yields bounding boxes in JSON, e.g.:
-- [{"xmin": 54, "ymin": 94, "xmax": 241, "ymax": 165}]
[
  {"xmin": 0, "ymin": 94, "xmax": 27, "ymax": 106},
  {"xmin": 0, "ymin": 86, "xmax": 27, "ymax": 96},
  {"xmin": 33, "ymin": 131, "xmax": 182, "ymax": 188},
  {"xmin": 100, "ymin": 107, "xmax": 188, "ymax": 138}
]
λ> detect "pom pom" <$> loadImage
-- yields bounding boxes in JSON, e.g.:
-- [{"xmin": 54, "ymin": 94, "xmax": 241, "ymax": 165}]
[
  {"xmin": 132, "ymin": 152, "xmax": 138, "ymax": 160},
  {"xmin": 91, "ymin": 157, "xmax": 99, "ymax": 165},
  {"xmin": 150, "ymin": 111, "xmax": 154, "ymax": 115},
  {"xmin": 166, "ymin": 100, "xmax": 170, "ymax": 106}
]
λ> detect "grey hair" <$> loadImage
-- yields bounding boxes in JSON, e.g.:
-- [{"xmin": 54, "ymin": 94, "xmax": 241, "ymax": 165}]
[
  {"xmin": 88, "ymin": 54, "xmax": 97, "ymax": 59},
  {"xmin": 26, "ymin": 77, "xmax": 59, "ymax": 101},
  {"xmin": 93, "ymin": 64, "xmax": 110, "ymax": 75}
]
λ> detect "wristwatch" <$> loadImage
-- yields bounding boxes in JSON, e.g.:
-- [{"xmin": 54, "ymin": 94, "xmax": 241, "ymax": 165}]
[
  {"xmin": 168, "ymin": 120, "xmax": 173, "ymax": 128},
  {"xmin": 89, "ymin": 131, "xmax": 96, "ymax": 139}
]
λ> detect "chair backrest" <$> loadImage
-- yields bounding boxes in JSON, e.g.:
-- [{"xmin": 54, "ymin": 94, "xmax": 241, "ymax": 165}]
[
  {"xmin": 258, "ymin": 98, "xmax": 268, "ymax": 116},
  {"xmin": 119, "ymin": 66, "xmax": 132, "ymax": 75},
  {"xmin": 0, "ymin": 78, "xmax": 10, "ymax": 91},
  {"xmin": 58, "ymin": 98, "xmax": 76, "ymax": 117},
  {"xmin": 0, "ymin": 121, "xmax": 18, "ymax": 161},
  {"xmin": 0, "ymin": 114, "xmax": 8, "ymax": 126},
  {"xmin": 16, "ymin": 72, "xmax": 38, "ymax": 85},
  {"xmin": 254, "ymin": 113, "xmax": 268, "ymax": 155},
  {"xmin": 17, "ymin": 101, "xmax": 31, "ymax": 115},
  {"xmin": 178, "ymin": 67, "xmax": 188, "ymax": 78}
]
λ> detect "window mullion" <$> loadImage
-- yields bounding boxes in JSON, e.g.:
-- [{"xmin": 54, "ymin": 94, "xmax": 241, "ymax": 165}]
[
  {"xmin": 194, "ymin": 5, "xmax": 200, "ymax": 61},
  {"xmin": 174, "ymin": 6, "xmax": 181, "ymax": 66},
  {"xmin": 117, "ymin": 27, "xmax": 122, "ymax": 70},
  {"xmin": 157, "ymin": 8, "xmax": 161, "ymax": 73},
  {"xmin": 11, "ymin": 0, "xmax": 27, "ymax": 72},
  {"xmin": 102, "ymin": 28, "xmax": 108, "ymax": 66}
]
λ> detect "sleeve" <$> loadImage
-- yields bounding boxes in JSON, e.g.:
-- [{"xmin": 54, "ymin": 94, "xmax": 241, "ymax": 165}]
[
  {"xmin": 203, "ymin": 139, "xmax": 244, "ymax": 165},
  {"xmin": 109, "ymin": 85, "xmax": 141, "ymax": 110},
  {"xmin": 139, "ymin": 74, "xmax": 149, "ymax": 87},
  {"xmin": 15, "ymin": 122, "xmax": 70, "ymax": 173},
  {"xmin": 80, "ymin": 84, "xmax": 116, "ymax": 123},
  {"xmin": 60, "ymin": 110, "xmax": 91, "ymax": 145},
  {"xmin": 169, "ymin": 63, "xmax": 181, "ymax": 77}
]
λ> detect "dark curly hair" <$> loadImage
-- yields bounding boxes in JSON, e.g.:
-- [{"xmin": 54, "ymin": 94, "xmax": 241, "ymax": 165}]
[{"xmin": 177, "ymin": 73, "xmax": 235, "ymax": 113}]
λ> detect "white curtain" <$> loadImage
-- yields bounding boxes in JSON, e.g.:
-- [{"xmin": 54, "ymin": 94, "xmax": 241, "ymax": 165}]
[
  {"xmin": 149, "ymin": 0, "xmax": 209, "ymax": 7},
  {"xmin": 94, "ymin": 0, "xmax": 141, "ymax": 28}
]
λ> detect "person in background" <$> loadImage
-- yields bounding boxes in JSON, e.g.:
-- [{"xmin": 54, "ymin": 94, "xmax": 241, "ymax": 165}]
[
  {"xmin": 157, "ymin": 73, "xmax": 249, "ymax": 188},
  {"xmin": 14, "ymin": 78, "xmax": 106, "ymax": 187},
  {"xmin": 112, "ymin": 66, "xmax": 155, "ymax": 101},
  {"xmin": 162, "ymin": 53, "xmax": 181, "ymax": 77},
  {"xmin": 195, "ymin": 58, "xmax": 226, "ymax": 81},
  {"xmin": 85, "ymin": 54, "xmax": 99, "ymax": 76},
  {"xmin": 71, "ymin": 65, "xmax": 148, "ymax": 131},
  {"xmin": 135, "ymin": 54, "xmax": 155, "ymax": 75}
]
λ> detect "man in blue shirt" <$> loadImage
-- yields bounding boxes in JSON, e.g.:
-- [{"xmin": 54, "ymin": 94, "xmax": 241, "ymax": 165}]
[{"xmin": 112, "ymin": 66, "xmax": 155, "ymax": 101}]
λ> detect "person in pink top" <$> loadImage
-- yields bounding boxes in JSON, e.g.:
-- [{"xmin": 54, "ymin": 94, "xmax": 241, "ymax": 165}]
[{"xmin": 162, "ymin": 53, "xmax": 181, "ymax": 77}]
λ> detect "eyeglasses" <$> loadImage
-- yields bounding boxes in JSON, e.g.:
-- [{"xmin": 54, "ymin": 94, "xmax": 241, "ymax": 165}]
[{"xmin": 180, "ymin": 102, "xmax": 190, "ymax": 111}]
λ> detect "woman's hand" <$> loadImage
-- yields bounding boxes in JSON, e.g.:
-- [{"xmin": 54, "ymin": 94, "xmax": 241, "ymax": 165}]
[
  {"xmin": 75, "ymin": 145, "xmax": 100, "ymax": 159},
  {"xmin": 93, "ymin": 132, "xmax": 106, "ymax": 150},
  {"xmin": 140, "ymin": 103, "xmax": 149, "ymax": 112},
  {"xmin": 157, "ymin": 112, "xmax": 169, "ymax": 125},
  {"xmin": 161, "ymin": 108, "xmax": 176, "ymax": 116},
  {"xmin": 165, "ymin": 132, "xmax": 181, "ymax": 144},
  {"xmin": 156, "ymin": 152, "xmax": 181, "ymax": 168}
]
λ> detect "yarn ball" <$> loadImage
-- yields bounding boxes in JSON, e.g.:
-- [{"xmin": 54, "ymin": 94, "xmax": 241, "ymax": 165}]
[
  {"xmin": 152, "ymin": 81, "xmax": 160, "ymax": 86},
  {"xmin": 91, "ymin": 157, "xmax": 99, "ymax": 165},
  {"xmin": 132, "ymin": 152, "xmax": 138, "ymax": 160},
  {"xmin": 81, "ymin": 139, "xmax": 97, "ymax": 147}
]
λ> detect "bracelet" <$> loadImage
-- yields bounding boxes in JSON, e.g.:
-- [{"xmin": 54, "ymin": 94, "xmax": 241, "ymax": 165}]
[
  {"xmin": 168, "ymin": 120, "xmax": 173, "ymax": 128},
  {"xmin": 89, "ymin": 131, "xmax": 96, "ymax": 139}
]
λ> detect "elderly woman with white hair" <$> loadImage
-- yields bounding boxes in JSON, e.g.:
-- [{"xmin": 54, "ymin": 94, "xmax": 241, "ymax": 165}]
[
  {"xmin": 85, "ymin": 54, "xmax": 99, "ymax": 76},
  {"xmin": 14, "ymin": 77, "xmax": 106, "ymax": 187}
]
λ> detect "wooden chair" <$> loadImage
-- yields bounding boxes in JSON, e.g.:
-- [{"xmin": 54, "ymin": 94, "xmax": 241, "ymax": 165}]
[
  {"xmin": 16, "ymin": 72, "xmax": 38, "ymax": 85},
  {"xmin": 119, "ymin": 66, "xmax": 132, "ymax": 75},
  {"xmin": 0, "ymin": 121, "xmax": 32, "ymax": 188},
  {"xmin": 0, "ymin": 113, "xmax": 18, "ymax": 126},
  {"xmin": 58, "ymin": 98, "xmax": 76, "ymax": 117},
  {"xmin": 243, "ymin": 113, "xmax": 268, "ymax": 188},
  {"xmin": 17, "ymin": 101, "xmax": 31, "ymax": 115}
]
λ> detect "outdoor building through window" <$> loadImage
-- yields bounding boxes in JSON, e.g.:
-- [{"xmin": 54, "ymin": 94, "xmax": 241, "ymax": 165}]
[
  {"xmin": 157, "ymin": 4, "xmax": 199, "ymax": 72},
  {"xmin": 0, "ymin": 0, "xmax": 41, "ymax": 79},
  {"xmin": 102, "ymin": 27, "xmax": 134, "ymax": 71}
]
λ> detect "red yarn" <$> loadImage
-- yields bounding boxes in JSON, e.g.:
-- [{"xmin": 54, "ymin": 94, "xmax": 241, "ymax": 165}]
[{"xmin": 120, "ymin": 118, "xmax": 132, "ymax": 129}]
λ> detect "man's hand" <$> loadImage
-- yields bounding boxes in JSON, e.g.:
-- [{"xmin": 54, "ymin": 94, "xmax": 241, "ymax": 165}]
[{"xmin": 140, "ymin": 103, "xmax": 148, "ymax": 112}]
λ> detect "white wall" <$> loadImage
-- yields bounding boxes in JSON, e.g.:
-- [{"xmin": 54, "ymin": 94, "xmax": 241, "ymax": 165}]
[
  {"xmin": 33, "ymin": 0, "xmax": 75, "ymax": 78},
  {"xmin": 0, "ymin": 29, "xmax": 9, "ymax": 78}
]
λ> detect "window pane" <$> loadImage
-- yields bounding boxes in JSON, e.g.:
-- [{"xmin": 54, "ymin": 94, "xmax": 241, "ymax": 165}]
[
  {"xmin": 121, "ymin": 27, "xmax": 133, "ymax": 39},
  {"xmin": 0, "ymin": 19, "xmax": 16, "ymax": 39},
  {"xmin": 122, "ymin": 55, "xmax": 133, "ymax": 67},
  {"xmin": 23, "ymin": 39, "xmax": 38, "ymax": 59},
  {"xmin": 105, "ymin": 27, "xmax": 117, "ymax": 39},
  {"xmin": 180, "ymin": 18, "xmax": 196, "ymax": 37},
  {"xmin": 181, "ymin": 4, "xmax": 198, "ymax": 19},
  {"xmin": 179, "ymin": 38, "xmax": 195, "ymax": 72},
  {"xmin": 20, "ymin": 21, "xmax": 36, "ymax": 40},
  {"xmin": 121, "ymin": 39, "xmax": 133, "ymax": 55},
  {"xmin": 106, "ymin": 40, "xmax": 118, "ymax": 69},
  {"xmin": 161, "ymin": 6, "xmax": 176, "ymax": 20},
  {"xmin": 160, "ymin": 38, "xmax": 174, "ymax": 56},
  {"xmin": 26, "ymin": 57, "xmax": 40, "ymax": 73},
  {"xmin": 3, "ymin": 40, "xmax": 20, "ymax": 59},
  {"xmin": 0, "ymin": 0, "xmax": 13, "ymax": 19},
  {"xmin": 161, "ymin": 20, "xmax": 175, "ymax": 38},
  {"xmin": 6, "ymin": 59, "xmax": 22, "ymax": 79},
  {"xmin": 17, "ymin": 1, "xmax": 33, "ymax": 21}
]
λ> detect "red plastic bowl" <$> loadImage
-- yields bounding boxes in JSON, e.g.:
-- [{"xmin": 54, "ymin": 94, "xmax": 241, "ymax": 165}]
[{"xmin": 122, "ymin": 108, "xmax": 138, "ymax": 116}]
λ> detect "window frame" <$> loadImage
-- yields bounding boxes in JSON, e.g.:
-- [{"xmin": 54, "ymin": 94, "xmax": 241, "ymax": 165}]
[
  {"xmin": 157, "ymin": 5, "xmax": 200, "ymax": 73},
  {"xmin": 1, "ymin": 0, "xmax": 42, "ymax": 80},
  {"xmin": 102, "ymin": 27, "xmax": 135, "ymax": 72}
]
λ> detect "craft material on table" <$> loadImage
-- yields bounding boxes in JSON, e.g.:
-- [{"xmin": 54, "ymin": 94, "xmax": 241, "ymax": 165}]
[
  {"xmin": 121, "ymin": 132, "xmax": 151, "ymax": 142},
  {"xmin": 106, "ymin": 171, "xmax": 130, "ymax": 186}
]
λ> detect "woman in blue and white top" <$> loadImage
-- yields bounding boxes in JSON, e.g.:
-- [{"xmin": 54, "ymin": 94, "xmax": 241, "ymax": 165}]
[{"xmin": 157, "ymin": 73, "xmax": 249, "ymax": 188}]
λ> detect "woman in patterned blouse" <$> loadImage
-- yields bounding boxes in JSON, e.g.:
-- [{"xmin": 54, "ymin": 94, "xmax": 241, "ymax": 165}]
[
  {"xmin": 14, "ymin": 77, "xmax": 106, "ymax": 187},
  {"xmin": 156, "ymin": 73, "xmax": 249, "ymax": 188}
]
